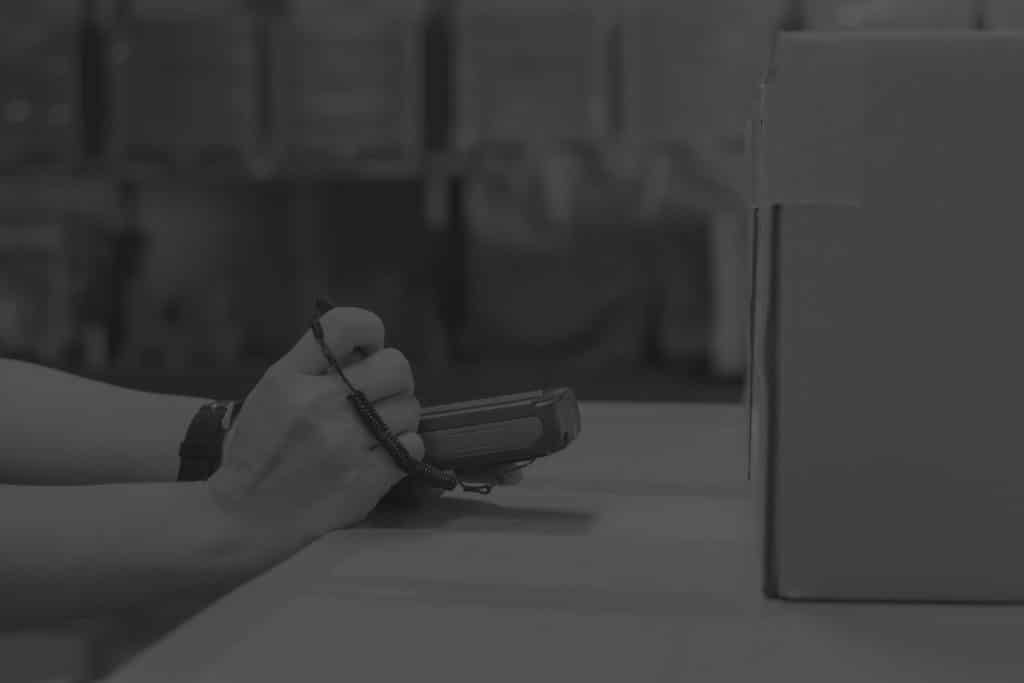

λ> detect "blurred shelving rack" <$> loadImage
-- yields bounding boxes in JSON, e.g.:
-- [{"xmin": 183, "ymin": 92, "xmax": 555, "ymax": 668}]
[{"xmin": 0, "ymin": 0, "xmax": 750, "ymax": 401}]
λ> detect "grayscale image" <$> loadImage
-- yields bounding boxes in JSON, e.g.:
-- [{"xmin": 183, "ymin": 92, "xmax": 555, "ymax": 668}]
[{"xmin": 2, "ymin": 1, "xmax": 1022, "ymax": 682}]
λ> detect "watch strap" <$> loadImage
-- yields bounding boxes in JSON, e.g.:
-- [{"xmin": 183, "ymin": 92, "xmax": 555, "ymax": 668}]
[{"xmin": 178, "ymin": 399, "xmax": 242, "ymax": 482}]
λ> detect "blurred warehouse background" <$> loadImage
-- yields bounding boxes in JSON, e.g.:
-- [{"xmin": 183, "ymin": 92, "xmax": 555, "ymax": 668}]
[
  {"xmin": 0, "ymin": 0, "xmax": 791, "ymax": 407},
  {"xmin": 5, "ymin": 0, "xmax": 1020, "ymax": 681}
]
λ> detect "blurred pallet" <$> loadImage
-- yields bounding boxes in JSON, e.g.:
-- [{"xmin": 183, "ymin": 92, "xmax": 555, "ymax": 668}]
[
  {"xmin": 0, "ymin": 7, "xmax": 82, "ymax": 174},
  {"xmin": 454, "ymin": 3, "xmax": 610, "ymax": 148},
  {"xmin": 985, "ymin": 0, "xmax": 1024, "ymax": 26},
  {"xmin": 105, "ymin": 16, "xmax": 261, "ymax": 178},
  {"xmin": 0, "ymin": 216, "xmax": 74, "ymax": 365},
  {"xmin": 269, "ymin": 0, "xmax": 426, "ymax": 176}
]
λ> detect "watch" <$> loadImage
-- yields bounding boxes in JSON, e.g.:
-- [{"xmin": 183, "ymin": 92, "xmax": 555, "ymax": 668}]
[{"xmin": 177, "ymin": 399, "xmax": 243, "ymax": 482}]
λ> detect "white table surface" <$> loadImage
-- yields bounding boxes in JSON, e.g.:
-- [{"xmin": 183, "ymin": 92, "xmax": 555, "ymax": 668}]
[{"xmin": 102, "ymin": 402, "xmax": 1024, "ymax": 683}]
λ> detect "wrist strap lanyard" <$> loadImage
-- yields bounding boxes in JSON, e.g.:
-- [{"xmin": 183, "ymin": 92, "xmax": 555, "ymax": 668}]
[{"xmin": 310, "ymin": 298, "xmax": 493, "ymax": 495}]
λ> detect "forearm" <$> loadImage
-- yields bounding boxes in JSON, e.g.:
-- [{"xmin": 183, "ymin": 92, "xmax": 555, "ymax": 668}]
[
  {"xmin": 0, "ymin": 482, "xmax": 302, "ymax": 628},
  {"xmin": 0, "ymin": 359, "xmax": 208, "ymax": 484}
]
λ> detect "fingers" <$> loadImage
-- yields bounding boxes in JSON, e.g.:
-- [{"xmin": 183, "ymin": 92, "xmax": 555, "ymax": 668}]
[
  {"xmin": 389, "ymin": 431, "xmax": 425, "ymax": 462},
  {"xmin": 275, "ymin": 307, "xmax": 386, "ymax": 376},
  {"xmin": 341, "ymin": 347, "xmax": 415, "ymax": 402},
  {"xmin": 370, "ymin": 431, "xmax": 426, "ymax": 479},
  {"xmin": 355, "ymin": 395, "xmax": 422, "ymax": 450},
  {"xmin": 373, "ymin": 432, "xmax": 440, "ymax": 508}
]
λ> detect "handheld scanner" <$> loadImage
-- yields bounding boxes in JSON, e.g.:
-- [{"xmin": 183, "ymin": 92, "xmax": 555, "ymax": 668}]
[{"xmin": 420, "ymin": 388, "xmax": 581, "ymax": 472}]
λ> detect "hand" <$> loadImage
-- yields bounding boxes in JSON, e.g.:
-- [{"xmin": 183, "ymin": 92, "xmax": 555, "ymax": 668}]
[{"xmin": 206, "ymin": 307, "xmax": 424, "ymax": 544}]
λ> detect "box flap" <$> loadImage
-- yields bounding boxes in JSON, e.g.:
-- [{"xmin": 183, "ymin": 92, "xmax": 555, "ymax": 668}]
[{"xmin": 751, "ymin": 33, "xmax": 868, "ymax": 208}]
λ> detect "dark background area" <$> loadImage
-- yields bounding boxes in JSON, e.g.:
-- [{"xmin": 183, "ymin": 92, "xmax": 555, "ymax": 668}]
[
  {"xmin": 0, "ymin": 0, "xmax": 768, "ymax": 407},
  {"xmin": 2, "ymin": 0, "xmax": 1012, "ymax": 681}
]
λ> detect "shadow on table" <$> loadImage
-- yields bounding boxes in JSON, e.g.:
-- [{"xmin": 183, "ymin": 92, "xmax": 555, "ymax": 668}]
[{"xmin": 362, "ymin": 495, "xmax": 598, "ymax": 535}]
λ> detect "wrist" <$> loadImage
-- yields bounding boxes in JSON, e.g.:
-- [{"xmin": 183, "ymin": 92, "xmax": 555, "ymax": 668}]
[
  {"xmin": 193, "ymin": 482, "xmax": 303, "ymax": 583},
  {"xmin": 178, "ymin": 399, "xmax": 244, "ymax": 482}
]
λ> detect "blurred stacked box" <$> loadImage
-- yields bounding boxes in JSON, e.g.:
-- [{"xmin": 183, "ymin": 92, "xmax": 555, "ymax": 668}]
[
  {"xmin": 130, "ymin": 0, "xmax": 245, "ymax": 13},
  {"xmin": 456, "ymin": 2, "xmax": 651, "ymax": 371},
  {"xmin": 454, "ymin": 2, "xmax": 610, "ymax": 148},
  {"xmin": 0, "ymin": 4, "xmax": 82, "ymax": 173},
  {"xmin": 985, "ymin": 0, "xmax": 1024, "ymax": 26},
  {"xmin": 106, "ymin": 4, "xmax": 260, "ymax": 177},
  {"xmin": 0, "ymin": 173, "xmax": 121, "ymax": 369},
  {"xmin": 270, "ymin": 0, "xmax": 426, "ymax": 176},
  {"xmin": 802, "ymin": 0, "xmax": 977, "ymax": 29},
  {"xmin": 0, "ymin": 213, "xmax": 71, "ymax": 363}
]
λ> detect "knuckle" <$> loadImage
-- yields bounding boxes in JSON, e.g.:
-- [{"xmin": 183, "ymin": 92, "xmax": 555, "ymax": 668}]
[
  {"xmin": 402, "ymin": 396, "xmax": 422, "ymax": 425},
  {"xmin": 407, "ymin": 395, "xmax": 422, "ymax": 418},
  {"xmin": 359, "ymin": 308, "xmax": 386, "ymax": 334},
  {"xmin": 377, "ymin": 347, "xmax": 404, "ymax": 369},
  {"xmin": 378, "ymin": 348, "xmax": 414, "ymax": 389},
  {"xmin": 323, "ymin": 306, "xmax": 358, "ymax": 326},
  {"xmin": 286, "ymin": 410, "xmax": 321, "ymax": 440},
  {"xmin": 327, "ymin": 307, "xmax": 385, "ymax": 337},
  {"xmin": 382, "ymin": 396, "xmax": 420, "ymax": 432}
]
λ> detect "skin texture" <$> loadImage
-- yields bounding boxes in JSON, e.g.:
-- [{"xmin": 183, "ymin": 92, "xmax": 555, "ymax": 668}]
[{"xmin": 0, "ymin": 307, "xmax": 521, "ymax": 627}]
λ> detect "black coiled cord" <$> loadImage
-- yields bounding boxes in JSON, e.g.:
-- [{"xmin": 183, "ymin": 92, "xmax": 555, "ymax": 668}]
[{"xmin": 311, "ymin": 299, "xmax": 492, "ymax": 495}]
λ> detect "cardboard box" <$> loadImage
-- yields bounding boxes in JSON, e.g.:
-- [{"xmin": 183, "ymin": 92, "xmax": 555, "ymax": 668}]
[
  {"xmin": 750, "ymin": 32, "xmax": 1024, "ymax": 602},
  {"xmin": 621, "ymin": 2, "xmax": 782, "ymax": 150},
  {"xmin": 985, "ymin": 0, "xmax": 1024, "ymax": 27},
  {"xmin": 620, "ymin": 2, "xmax": 784, "ymax": 247}
]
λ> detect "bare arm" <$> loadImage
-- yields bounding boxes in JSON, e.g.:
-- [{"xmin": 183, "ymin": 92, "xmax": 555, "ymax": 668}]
[
  {"xmin": 0, "ymin": 310, "xmax": 439, "ymax": 628},
  {"xmin": 0, "ymin": 359, "xmax": 207, "ymax": 484},
  {"xmin": 0, "ymin": 481, "xmax": 298, "ymax": 628},
  {"xmin": 0, "ymin": 308, "xmax": 466, "ymax": 629}
]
